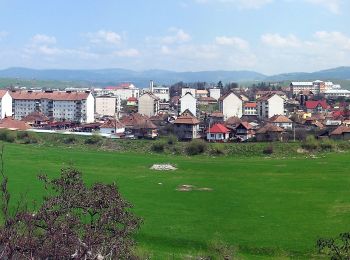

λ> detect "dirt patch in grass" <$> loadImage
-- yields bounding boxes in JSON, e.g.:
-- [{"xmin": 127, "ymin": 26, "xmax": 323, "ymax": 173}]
[
  {"xmin": 150, "ymin": 164, "xmax": 177, "ymax": 171},
  {"xmin": 176, "ymin": 185, "xmax": 213, "ymax": 192}
]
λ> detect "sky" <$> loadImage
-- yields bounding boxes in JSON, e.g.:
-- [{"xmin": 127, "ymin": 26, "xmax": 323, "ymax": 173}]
[{"xmin": 0, "ymin": 0, "xmax": 349, "ymax": 75}]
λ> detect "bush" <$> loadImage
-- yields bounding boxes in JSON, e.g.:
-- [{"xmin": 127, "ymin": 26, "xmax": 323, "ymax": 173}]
[
  {"xmin": 17, "ymin": 131, "xmax": 39, "ymax": 144},
  {"xmin": 84, "ymin": 134, "xmax": 103, "ymax": 145},
  {"xmin": 301, "ymin": 135, "xmax": 319, "ymax": 151},
  {"xmin": 151, "ymin": 142, "xmax": 165, "ymax": 153},
  {"xmin": 64, "ymin": 135, "xmax": 78, "ymax": 144},
  {"xmin": 320, "ymin": 138, "xmax": 336, "ymax": 151},
  {"xmin": 167, "ymin": 135, "xmax": 178, "ymax": 145},
  {"xmin": 185, "ymin": 139, "xmax": 208, "ymax": 156},
  {"xmin": 209, "ymin": 144, "xmax": 226, "ymax": 156},
  {"xmin": 263, "ymin": 145, "xmax": 274, "ymax": 155},
  {"xmin": 0, "ymin": 129, "xmax": 16, "ymax": 143}
]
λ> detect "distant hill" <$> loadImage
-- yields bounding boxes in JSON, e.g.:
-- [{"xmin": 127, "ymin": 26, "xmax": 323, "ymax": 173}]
[{"xmin": 0, "ymin": 66, "xmax": 350, "ymax": 87}]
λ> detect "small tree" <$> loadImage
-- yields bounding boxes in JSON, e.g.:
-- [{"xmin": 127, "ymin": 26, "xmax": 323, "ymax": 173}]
[
  {"xmin": 317, "ymin": 232, "xmax": 350, "ymax": 259},
  {"xmin": 0, "ymin": 149, "xmax": 141, "ymax": 259}
]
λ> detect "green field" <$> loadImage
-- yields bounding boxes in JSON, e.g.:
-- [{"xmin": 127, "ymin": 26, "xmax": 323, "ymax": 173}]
[{"xmin": 2, "ymin": 142, "xmax": 350, "ymax": 259}]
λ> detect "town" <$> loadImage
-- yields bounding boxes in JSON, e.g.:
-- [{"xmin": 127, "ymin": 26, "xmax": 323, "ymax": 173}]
[{"xmin": 0, "ymin": 79, "xmax": 349, "ymax": 142}]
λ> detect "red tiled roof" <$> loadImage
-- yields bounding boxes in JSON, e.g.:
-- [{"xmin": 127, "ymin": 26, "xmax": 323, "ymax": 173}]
[
  {"xmin": 208, "ymin": 123, "xmax": 229, "ymax": 134},
  {"xmin": 174, "ymin": 111, "xmax": 200, "ymax": 125},
  {"xmin": 127, "ymin": 97, "xmax": 138, "ymax": 102},
  {"xmin": 244, "ymin": 102, "xmax": 257, "ymax": 108},
  {"xmin": 0, "ymin": 90, "xmax": 8, "ymax": 98},
  {"xmin": 0, "ymin": 117, "xmax": 30, "ymax": 130},
  {"xmin": 237, "ymin": 121, "xmax": 253, "ymax": 130},
  {"xmin": 330, "ymin": 126, "xmax": 350, "ymax": 135},
  {"xmin": 210, "ymin": 111, "xmax": 224, "ymax": 118},
  {"xmin": 10, "ymin": 91, "xmax": 90, "ymax": 101},
  {"xmin": 269, "ymin": 115, "xmax": 292, "ymax": 123},
  {"xmin": 100, "ymin": 119, "xmax": 124, "ymax": 129},
  {"xmin": 256, "ymin": 123, "xmax": 284, "ymax": 134},
  {"xmin": 305, "ymin": 100, "xmax": 328, "ymax": 109},
  {"xmin": 225, "ymin": 116, "xmax": 242, "ymax": 126},
  {"xmin": 198, "ymin": 96, "xmax": 217, "ymax": 102},
  {"xmin": 105, "ymin": 83, "xmax": 133, "ymax": 90},
  {"xmin": 21, "ymin": 111, "xmax": 49, "ymax": 123}
]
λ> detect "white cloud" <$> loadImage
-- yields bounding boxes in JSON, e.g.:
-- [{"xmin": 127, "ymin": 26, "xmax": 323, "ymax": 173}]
[
  {"xmin": 86, "ymin": 30, "xmax": 122, "ymax": 45},
  {"xmin": 261, "ymin": 33, "xmax": 301, "ymax": 48},
  {"xmin": 215, "ymin": 36, "xmax": 249, "ymax": 50},
  {"xmin": 31, "ymin": 34, "xmax": 57, "ymax": 45},
  {"xmin": 194, "ymin": 0, "xmax": 273, "ymax": 9},
  {"xmin": 161, "ymin": 28, "xmax": 191, "ymax": 44},
  {"xmin": 113, "ymin": 48, "xmax": 140, "ymax": 57},
  {"xmin": 0, "ymin": 31, "xmax": 8, "ymax": 41},
  {"xmin": 305, "ymin": 0, "xmax": 341, "ymax": 14}
]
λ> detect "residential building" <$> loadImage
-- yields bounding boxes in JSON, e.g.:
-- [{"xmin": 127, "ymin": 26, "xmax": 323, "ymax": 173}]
[
  {"xmin": 324, "ymin": 89, "xmax": 350, "ymax": 98},
  {"xmin": 95, "ymin": 95, "xmax": 121, "ymax": 117},
  {"xmin": 256, "ymin": 124, "xmax": 285, "ymax": 142},
  {"xmin": 305, "ymin": 100, "xmax": 329, "ymax": 114},
  {"xmin": 255, "ymin": 91, "xmax": 287, "ymax": 100},
  {"xmin": 104, "ymin": 83, "xmax": 139, "ymax": 100},
  {"xmin": 243, "ymin": 102, "xmax": 257, "ymax": 116},
  {"xmin": 209, "ymin": 88, "xmax": 221, "ymax": 100},
  {"xmin": 206, "ymin": 123, "xmax": 230, "ymax": 142},
  {"xmin": 330, "ymin": 126, "xmax": 350, "ymax": 140},
  {"xmin": 290, "ymin": 80, "xmax": 330, "ymax": 95},
  {"xmin": 173, "ymin": 110, "xmax": 200, "ymax": 140},
  {"xmin": 0, "ymin": 90, "xmax": 13, "ymax": 119},
  {"xmin": 179, "ymin": 92, "xmax": 197, "ymax": 116},
  {"xmin": 197, "ymin": 97, "xmax": 217, "ymax": 106},
  {"xmin": 138, "ymin": 92, "xmax": 160, "ymax": 117},
  {"xmin": 21, "ymin": 111, "xmax": 49, "ymax": 127},
  {"xmin": 235, "ymin": 122, "xmax": 254, "ymax": 141},
  {"xmin": 11, "ymin": 90, "xmax": 95, "ymax": 123},
  {"xmin": 149, "ymin": 80, "xmax": 170, "ymax": 102},
  {"xmin": 127, "ymin": 97, "xmax": 138, "ymax": 106},
  {"xmin": 0, "ymin": 117, "xmax": 30, "ymax": 131},
  {"xmin": 195, "ymin": 89, "xmax": 209, "ymax": 99},
  {"xmin": 269, "ymin": 115, "xmax": 293, "ymax": 130},
  {"xmin": 181, "ymin": 88, "xmax": 196, "ymax": 97},
  {"xmin": 218, "ymin": 92, "xmax": 243, "ymax": 120},
  {"xmin": 257, "ymin": 93, "xmax": 284, "ymax": 119},
  {"xmin": 100, "ymin": 119, "xmax": 125, "ymax": 135}
]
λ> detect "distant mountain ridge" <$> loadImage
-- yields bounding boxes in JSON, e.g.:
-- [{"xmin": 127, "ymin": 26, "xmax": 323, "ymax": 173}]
[{"xmin": 0, "ymin": 66, "xmax": 350, "ymax": 87}]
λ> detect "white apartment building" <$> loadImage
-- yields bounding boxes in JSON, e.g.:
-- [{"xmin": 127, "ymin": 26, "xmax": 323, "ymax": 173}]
[
  {"xmin": 324, "ymin": 89, "xmax": 350, "ymax": 98},
  {"xmin": 104, "ymin": 83, "xmax": 139, "ymax": 100},
  {"xmin": 11, "ymin": 90, "xmax": 95, "ymax": 123},
  {"xmin": 218, "ymin": 92, "xmax": 243, "ymax": 120},
  {"xmin": 179, "ymin": 92, "xmax": 197, "ymax": 116},
  {"xmin": 0, "ymin": 90, "xmax": 13, "ymax": 119},
  {"xmin": 209, "ymin": 88, "xmax": 221, "ymax": 100},
  {"xmin": 257, "ymin": 93, "xmax": 284, "ymax": 119},
  {"xmin": 95, "ymin": 95, "xmax": 121, "ymax": 117},
  {"xmin": 290, "ymin": 80, "xmax": 331, "ymax": 95},
  {"xmin": 243, "ymin": 102, "xmax": 257, "ymax": 116},
  {"xmin": 181, "ymin": 88, "xmax": 196, "ymax": 97},
  {"xmin": 149, "ymin": 81, "xmax": 169, "ymax": 102},
  {"xmin": 138, "ymin": 92, "xmax": 160, "ymax": 117}
]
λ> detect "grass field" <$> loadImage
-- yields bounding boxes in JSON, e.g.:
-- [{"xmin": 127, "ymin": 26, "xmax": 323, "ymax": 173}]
[{"xmin": 2, "ymin": 142, "xmax": 350, "ymax": 259}]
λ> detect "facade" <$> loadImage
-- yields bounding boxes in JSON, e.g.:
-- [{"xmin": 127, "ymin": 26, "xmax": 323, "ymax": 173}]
[
  {"xmin": 100, "ymin": 119, "xmax": 125, "ymax": 135},
  {"xmin": 181, "ymin": 88, "xmax": 196, "ymax": 97},
  {"xmin": 138, "ymin": 92, "xmax": 160, "ymax": 117},
  {"xmin": 149, "ymin": 81, "xmax": 170, "ymax": 102},
  {"xmin": 104, "ymin": 83, "xmax": 139, "ymax": 100},
  {"xmin": 195, "ymin": 89, "xmax": 209, "ymax": 99},
  {"xmin": 257, "ymin": 94, "xmax": 284, "ymax": 119},
  {"xmin": 269, "ymin": 115, "xmax": 293, "ymax": 130},
  {"xmin": 324, "ymin": 89, "xmax": 350, "ymax": 98},
  {"xmin": 256, "ymin": 124, "xmax": 285, "ymax": 142},
  {"xmin": 219, "ymin": 92, "xmax": 243, "ymax": 120},
  {"xmin": 11, "ymin": 90, "xmax": 95, "ymax": 123},
  {"xmin": 243, "ymin": 102, "xmax": 257, "ymax": 116},
  {"xmin": 235, "ymin": 122, "xmax": 254, "ymax": 141},
  {"xmin": 173, "ymin": 110, "xmax": 200, "ymax": 140},
  {"xmin": 0, "ymin": 90, "xmax": 13, "ymax": 119},
  {"xmin": 290, "ymin": 80, "xmax": 330, "ymax": 95},
  {"xmin": 209, "ymin": 88, "xmax": 221, "ymax": 100},
  {"xmin": 207, "ymin": 123, "xmax": 230, "ymax": 142},
  {"xmin": 305, "ymin": 100, "xmax": 329, "ymax": 114},
  {"xmin": 179, "ymin": 92, "xmax": 197, "ymax": 116},
  {"xmin": 95, "ymin": 95, "xmax": 120, "ymax": 117}
]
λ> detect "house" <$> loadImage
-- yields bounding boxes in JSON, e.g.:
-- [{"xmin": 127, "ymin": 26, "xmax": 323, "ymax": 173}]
[
  {"xmin": 209, "ymin": 88, "xmax": 221, "ymax": 100},
  {"xmin": 207, "ymin": 123, "xmax": 230, "ymax": 142},
  {"xmin": 305, "ymin": 100, "xmax": 329, "ymax": 114},
  {"xmin": 179, "ymin": 92, "xmax": 197, "ymax": 116},
  {"xmin": 269, "ymin": 115, "xmax": 293, "ymax": 130},
  {"xmin": 100, "ymin": 119, "xmax": 125, "ymax": 136},
  {"xmin": 195, "ymin": 89, "xmax": 209, "ymax": 99},
  {"xmin": 138, "ymin": 92, "xmax": 160, "ymax": 117},
  {"xmin": 329, "ymin": 126, "xmax": 350, "ymax": 140},
  {"xmin": 197, "ymin": 96, "xmax": 217, "ymax": 106},
  {"xmin": 225, "ymin": 116, "xmax": 242, "ymax": 128},
  {"xmin": 104, "ymin": 83, "xmax": 139, "ymax": 100},
  {"xmin": 149, "ymin": 81, "xmax": 170, "ymax": 102},
  {"xmin": 21, "ymin": 111, "xmax": 49, "ymax": 127},
  {"xmin": 11, "ymin": 90, "xmax": 95, "ymax": 123},
  {"xmin": 120, "ymin": 113, "xmax": 158, "ymax": 139},
  {"xmin": 235, "ymin": 122, "xmax": 254, "ymax": 141},
  {"xmin": 173, "ymin": 110, "xmax": 200, "ymax": 140},
  {"xmin": 257, "ymin": 93, "xmax": 284, "ymax": 119},
  {"xmin": 256, "ymin": 123, "xmax": 285, "ymax": 142},
  {"xmin": 243, "ymin": 102, "xmax": 257, "ymax": 116},
  {"xmin": 255, "ymin": 91, "xmax": 287, "ymax": 101},
  {"xmin": 127, "ymin": 97, "xmax": 138, "ymax": 106},
  {"xmin": 209, "ymin": 111, "xmax": 224, "ymax": 124},
  {"xmin": 218, "ymin": 92, "xmax": 243, "ymax": 120},
  {"xmin": 0, "ymin": 90, "xmax": 13, "ymax": 119},
  {"xmin": 0, "ymin": 117, "xmax": 30, "ymax": 131},
  {"xmin": 95, "ymin": 95, "xmax": 120, "ymax": 117},
  {"xmin": 181, "ymin": 88, "xmax": 196, "ymax": 97}
]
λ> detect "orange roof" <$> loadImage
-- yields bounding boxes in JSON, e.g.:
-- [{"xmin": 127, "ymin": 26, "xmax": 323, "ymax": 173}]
[
  {"xmin": 21, "ymin": 111, "xmax": 49, "ymax": 123},
  {"xmin": 127, "ymin": 97, "xmax": 138, "ymax": 102},
  {"xmin": 0, "ymin": 117, "xmax": 30, "ymax": 130},
  {"xmin": 330, "ymin": 126, "xmax": 350, "ymax": 135},
  {"xmin": 225, "ymin": 116, "xmax": 242, "ymax": 126},
  {"xmin": 237, "ymin": 121, "xmax": 253, "ymax": 130},
  {"xmin": 10, "ymin": 91, "xmax": 90, "ymax": 101},
  {"xmin": 256, "ymin": 123, "xmax": 284, "ymax": 134},
  {"xmin": 0, "ymin": 90, "xmax": 9, "ymax": 98},
  {"xmin": 244, "ymin": 102, "xmax": 257, "ymax": 108},
  {"xmin": 174, "ymin": 111, "xmax": 200, "ymax": 125},
  {"xmin": 269, "ymin": 115, "xmax": 292, "ymax": 123},
  {"xmin": 100, "ymin": 119, "xmax": 124, "ymax": 129},
  {"xmin": 208, "ymin": 123, "xmax": 229, "ymax": 134}
]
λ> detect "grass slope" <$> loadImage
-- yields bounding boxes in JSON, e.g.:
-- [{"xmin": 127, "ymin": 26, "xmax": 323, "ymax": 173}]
[{"xmin": 2, "ymin": 142, "xmax": 350, "ymax": 259}]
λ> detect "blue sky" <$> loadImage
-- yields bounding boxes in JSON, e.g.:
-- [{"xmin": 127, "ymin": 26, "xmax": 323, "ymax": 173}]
[{"xmin": 0, "ymin": 0, "xmax": 349, "ymax": 74}]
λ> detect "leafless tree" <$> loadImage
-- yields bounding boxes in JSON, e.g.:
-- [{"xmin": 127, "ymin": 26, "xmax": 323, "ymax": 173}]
[{"xmin": 0, "ymin": 147, "xmax": 142, "ymax": 259}]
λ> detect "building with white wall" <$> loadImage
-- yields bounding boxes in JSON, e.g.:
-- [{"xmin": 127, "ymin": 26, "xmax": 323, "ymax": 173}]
[
  {"xmin": 0, "ymin": 90, "xmax": 13, "ymax": 119},
  {"xmin": 104, "ymin": 83, "xmax": 139, "ymax": 100},
  {"xmin": 149, "ymin": 81, "xmax": 169, "ymax": 102},
  {"xmin": 257, "ymin": 93, "xmax": 284, "ymax": 119},
  {"xmin": 181, "ymin": 88, "xmax": 196, "ymax": 97},
  {"xmin": 179, "ymin": 92, "xmax": 197, "ymax": 116},
  {"xmin": 95, "ymin": 95, "xmax": 121, "ymax": 117},
  {"xmin": 138, "ymin": 92, "xmax": 160, "ymax": 117},
  {"xmin": 11, "ymin": 90, "xmax": 95, "ymax": 123},
  {"xmin": 209, "ymin": 88, "xmax": 221, "ymax": 100},
  {"xmin": 218, "ymin": 92, "xmax": 243, "ymax": 120}
]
